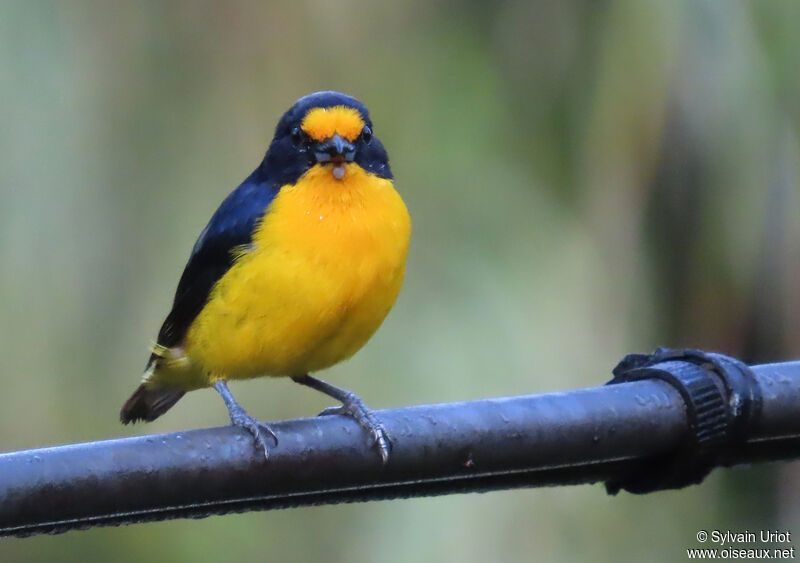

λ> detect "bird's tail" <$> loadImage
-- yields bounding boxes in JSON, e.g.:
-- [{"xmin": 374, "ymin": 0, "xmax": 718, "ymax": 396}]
[
  {"xmin": 120, "ymin": 383, "xmax": 185, "ymax": 424},
  {"xmin": 121, "ymin": 345, "xmax": 204, "ymax": 424}
]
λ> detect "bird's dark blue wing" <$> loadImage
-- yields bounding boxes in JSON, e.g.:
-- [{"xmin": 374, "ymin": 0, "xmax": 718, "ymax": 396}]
[{"xmin": 154, "ymin": 171, "xmax": 279, "ymax": 349}]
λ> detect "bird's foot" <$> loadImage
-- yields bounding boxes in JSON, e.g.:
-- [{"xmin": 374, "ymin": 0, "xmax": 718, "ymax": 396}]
[
  {"xmin": 214, "ymin": 380, "xmax": 277, "ymax": 459},
  {"xmin": 229, "ymin": 404, "xmax": 278, "ymax": 459},
  {"xmin": 319, "ymin": 395, "xmax": 391, "ymax": 465}
]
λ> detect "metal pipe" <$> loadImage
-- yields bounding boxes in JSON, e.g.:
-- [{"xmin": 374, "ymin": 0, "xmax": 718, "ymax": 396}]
[{"xmin": 2, "ymin": 362, "xmax": 800, "ymax": 537}]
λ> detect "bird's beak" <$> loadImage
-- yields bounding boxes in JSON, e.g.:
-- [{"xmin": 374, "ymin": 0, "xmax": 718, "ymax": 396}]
[{"xmin": 314, "ymin": 134, "xmax": 356, "ymax": 165}]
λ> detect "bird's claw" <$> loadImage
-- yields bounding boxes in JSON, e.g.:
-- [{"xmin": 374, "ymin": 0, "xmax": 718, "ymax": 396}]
[
  {"xmin": 318, "ymin": 405, "xmax": 344, "ymax": 417},
  {"xmin": 230, "ymin": 409, "xmax": 278, "ymax": 459},
  {"xmin": 370, "ymin": 423, "xmax": 392, "ymax": 466},
  {"xmin": 318, "ymin": 401, "xmax": 391, "ymax": 465}
]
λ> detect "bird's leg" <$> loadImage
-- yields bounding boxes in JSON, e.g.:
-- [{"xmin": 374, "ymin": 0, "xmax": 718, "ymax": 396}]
[
  {"xmin": 213, "ymin": 380, "xmax": 278, "ymax": 459},
  {"xmin": 291, "ymin": 374, "xmax": 391, "ymax": 464}
]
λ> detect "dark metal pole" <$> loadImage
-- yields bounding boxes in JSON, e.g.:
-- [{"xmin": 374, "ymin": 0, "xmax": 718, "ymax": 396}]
[{"xmin": 2, "ymin": 362, "xmax": 800, "ymax": 537}]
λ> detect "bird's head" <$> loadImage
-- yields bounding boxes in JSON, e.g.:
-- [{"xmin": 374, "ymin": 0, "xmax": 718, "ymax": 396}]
[{"xmin": 261, "ymin": 91, "xmax": 392, "ymax": 186}]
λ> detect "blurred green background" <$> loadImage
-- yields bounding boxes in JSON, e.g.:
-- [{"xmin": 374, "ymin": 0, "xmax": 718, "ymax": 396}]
[{"xmin": 2, "ymin": 1, "xmax": 800, "ymax": 561}]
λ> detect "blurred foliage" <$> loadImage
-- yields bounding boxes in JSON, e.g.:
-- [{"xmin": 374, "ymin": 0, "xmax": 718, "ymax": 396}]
[{"xmin": 1, "ymin": 1, "xmax": 799, "ymax": 561}]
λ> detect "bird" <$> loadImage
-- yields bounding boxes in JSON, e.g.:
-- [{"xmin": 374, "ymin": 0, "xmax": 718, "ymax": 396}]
[{"xmin": 120, "ymin": 91, "xmax": 411, "ymax": 463}]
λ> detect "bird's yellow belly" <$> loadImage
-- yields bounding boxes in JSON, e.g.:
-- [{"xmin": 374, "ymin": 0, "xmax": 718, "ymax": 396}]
[{"xmin": 183, "ymin": 164, "xmax": 410, "ymax": 382}]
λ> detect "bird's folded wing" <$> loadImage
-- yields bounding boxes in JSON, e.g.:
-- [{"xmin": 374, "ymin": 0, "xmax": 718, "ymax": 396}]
[{"xmin": 152, "ymin": 175, "xmax": 279, "ymax": 357}]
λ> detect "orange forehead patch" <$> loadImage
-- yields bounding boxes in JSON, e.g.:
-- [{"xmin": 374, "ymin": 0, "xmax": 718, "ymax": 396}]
[{"xmin": 301, "ymin": 106, "xmax": 365, "ymax": 142}]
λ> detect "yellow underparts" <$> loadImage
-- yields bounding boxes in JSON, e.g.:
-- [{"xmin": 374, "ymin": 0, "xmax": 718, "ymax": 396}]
[
  {"xmin": 301, "ymin": 106, "xmax": 365, "ymax": 142},
  {"xmin": 154, "ymin": 163, "xmax": 411, "ymax": 390}
]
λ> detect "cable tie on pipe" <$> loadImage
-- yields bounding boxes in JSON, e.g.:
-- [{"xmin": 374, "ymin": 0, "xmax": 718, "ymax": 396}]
[{"xmin": 604, "ymin": 347, "xmax": 762, "ymax": 494}]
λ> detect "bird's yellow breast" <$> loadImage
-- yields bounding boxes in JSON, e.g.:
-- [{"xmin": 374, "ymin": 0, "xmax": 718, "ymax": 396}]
[{"xmin": 183, "ymin": 163, "xmax": 411, "ymax": 381}]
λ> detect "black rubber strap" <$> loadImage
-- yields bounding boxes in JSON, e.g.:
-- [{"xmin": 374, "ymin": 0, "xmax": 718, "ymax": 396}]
[{"xmin": 605, "ymin": 347, "xmax": 762, "ymax": 494}]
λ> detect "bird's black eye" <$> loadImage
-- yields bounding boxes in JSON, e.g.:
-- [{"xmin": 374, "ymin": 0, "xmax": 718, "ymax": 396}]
[
  {"xmin": 361, "ymin": 125, "xmax": 373, "ymax": 144},
  {"xmin": 290, "ymin": 126, "xmax": 305, "ymax": 146}
]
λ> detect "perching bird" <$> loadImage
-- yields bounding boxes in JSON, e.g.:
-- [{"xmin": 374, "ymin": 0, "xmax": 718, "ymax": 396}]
[{"xmin": 121, "ymin": 91, "xmax": 411, "ymax": 462}]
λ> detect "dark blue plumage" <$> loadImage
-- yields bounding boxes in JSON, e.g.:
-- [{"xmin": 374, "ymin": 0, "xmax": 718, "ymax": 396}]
[
  {"xmin": 260, "ymin": 91, "xmax": 392, "ymax": 186},
  {"xmin": 155, "ymin": 169, "xmax": 278, "ymax": 350}
]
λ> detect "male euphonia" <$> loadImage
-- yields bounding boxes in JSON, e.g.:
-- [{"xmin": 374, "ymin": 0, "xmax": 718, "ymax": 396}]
[{"xmin": 121, "ymin": 91, "xmax": 411, "ymax": 462}]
